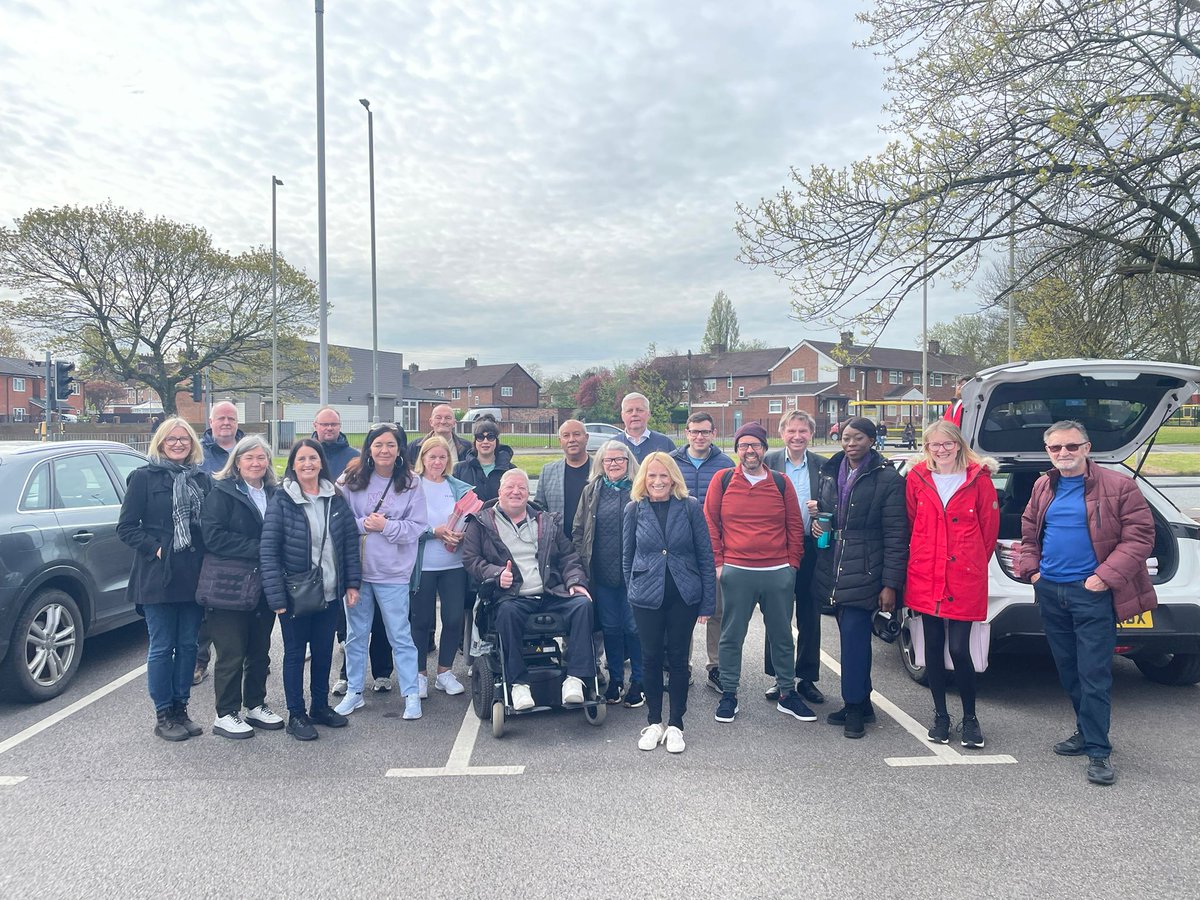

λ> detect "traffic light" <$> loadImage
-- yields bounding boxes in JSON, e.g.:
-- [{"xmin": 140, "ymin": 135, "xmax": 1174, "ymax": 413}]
[
  {"xmin": 54, "ymin": 361, "xmax": 75, "ymax": 402},
  {"xmin": 191, "ymin": 373, "xmax": 203, "ymax": 403}
]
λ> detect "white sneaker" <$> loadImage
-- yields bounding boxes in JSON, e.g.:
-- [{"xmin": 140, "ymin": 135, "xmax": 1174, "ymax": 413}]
[
  {"xmin": 334, "ymin": 692, "xmax": 364, "ymax": 716},
  {"xmin": 638, "ymin": 723, "xmax": 667, "ymax": 751},
  {"xmin": 403, "ymin": 695, "xmax": 422, "ymax": 720},
  {"xmin": 510, "ymin": 683, "xmax": 535, "ymax": 711},
  {"xmin": 665, "ymin": 725, "xmax": 686, "ymax": 754},
  {"xmin": 244, "ymin": 704, "xmax": 284, "ymax": 730},
  {"xmin": 418, "ymin": 673, "xmax": 429, "ymax": 699},
  {"xmin": 372, "ymin": 677, "xmax": 392, "ymax": 692},
  {"xmin": 561, "ymin": 675, "xmax": 585, "ymax": 705},
  {"xmin": 213, "ymin": 713, "xmax": 254, "ymax": 739},
  {"xmin": 331, "ymin": 679, "xmax": 348, "ymax": 696},
  {"xmin": 435, "ymin": 671, "xmax": 465, "ymax": 695}
]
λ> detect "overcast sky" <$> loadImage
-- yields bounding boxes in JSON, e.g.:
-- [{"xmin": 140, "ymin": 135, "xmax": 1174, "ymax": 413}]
[{"xmin": 0, "ymin": 0, "xmax": 967, "ymax": 377}]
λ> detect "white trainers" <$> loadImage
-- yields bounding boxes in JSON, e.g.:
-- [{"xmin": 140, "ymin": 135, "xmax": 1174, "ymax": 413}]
[
  {"xmin": 417, "ymin": 673, "xmax": 429, "ymax": 699},
  {"xmin": 213, "ymin": 713, "xmax": 254, "ymax": 739},
  {"xmin": 334, "ymin": 692, "xmax": 364, "ymax": 716},
  {"xmin": 638, "ymin": 723, "xmax": 667, "ymax": 751},
  {"xmin": 331, "ymin": 678, "xmax": 348, "ymax": 696},
  {"xmin": 373, "ymin": 677, "xmax": 392, "ymax": 692},
  {"xmin": 435, "ymin": 671, "xmax": 465, "ymax": 695},
  {"xmin": 665, "ymin": 725, "xmax": 686, "ymax": 754},
  {"xmin": 244, "ymin": 704, "xmax": 284, "ymax": 730},
  {"xmin": 561, "ymin": 675, "xmax": 585, "ymax": 705},
  {"xmin": 403, "ymin": 695, "xmax": 422, "ymax": 720},
  {"xmin": 510, "ymin": 683, "xmax": 535, "ymax": 711}
]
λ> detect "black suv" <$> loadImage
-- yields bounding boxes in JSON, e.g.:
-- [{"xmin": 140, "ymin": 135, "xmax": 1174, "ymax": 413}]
[{"xmin": 0, "ymin": 441, "xmax": 146, "ymax": 701}]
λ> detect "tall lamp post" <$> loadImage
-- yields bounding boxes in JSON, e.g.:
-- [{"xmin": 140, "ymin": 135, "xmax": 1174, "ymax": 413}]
[
  {"xmin": 271, "ymin": 175, "xmax": 284, "ymax": 455},
  {"xmin": 315, "ymin": 0, "xmax": 329, "ymax": 404},
  {"xmin": 359, "ymin": 98, "xmax": 379, "ymax": 423}
]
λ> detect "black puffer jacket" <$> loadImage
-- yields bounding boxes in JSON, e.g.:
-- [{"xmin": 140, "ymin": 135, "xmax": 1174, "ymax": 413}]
[
  {"xmin": 811, "ymin": 450, "xmax": 908, "ymax": 610},
  {"xmin": 452, "ymin": 444, "xmax": 515, "ymax": 504}
]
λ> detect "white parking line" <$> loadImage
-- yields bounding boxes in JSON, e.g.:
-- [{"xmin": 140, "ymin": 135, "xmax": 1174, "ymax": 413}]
[
  {"xmin": 385, "ymin": 705, "xmax": 525, "ymax": 779},
  {"xmin": 0, "ymin": 776, "xmax": 28, "ymax": 786},
  {"xmin": 819, "ymin": 650, "xmax": 1017, "ymax": 767},
  {"xmin": 0, "ymin": 664, "xmax": 147, "ymax": 759}
]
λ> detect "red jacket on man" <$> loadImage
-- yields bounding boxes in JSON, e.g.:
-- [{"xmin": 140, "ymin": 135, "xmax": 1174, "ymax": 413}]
[{"xmin": 904, "ymin": 460, "xmax": 999, "ymax": 621}]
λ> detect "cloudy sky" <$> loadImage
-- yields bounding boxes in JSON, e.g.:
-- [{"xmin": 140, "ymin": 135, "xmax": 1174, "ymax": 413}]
[{"xmin": 0, "ymin": 0, "xmax": 966, "ymax": 377}]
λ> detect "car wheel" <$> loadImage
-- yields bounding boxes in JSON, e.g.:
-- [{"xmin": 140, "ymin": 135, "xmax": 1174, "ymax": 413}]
[
  {"xmin": 1133, "ymin": 652, "xmax": 1200, "ymax": 686},
  {"xmin": 898, "ymin": 613, "xmax": 928, "ymax": 686},
  {"xmin": 4, "ymin": 589, "xmax": 84, "ymax": 702}
]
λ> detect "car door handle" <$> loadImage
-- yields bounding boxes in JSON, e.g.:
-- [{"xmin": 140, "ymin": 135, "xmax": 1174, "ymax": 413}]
[{"xmin": 72, "ymin": 531, "xmax": 94, "ymax": 543}]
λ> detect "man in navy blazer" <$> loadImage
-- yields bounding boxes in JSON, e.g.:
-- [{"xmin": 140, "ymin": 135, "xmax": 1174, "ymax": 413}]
[{"xmin": 762, "ymin": 410, "xmax": 828, "ymax": 705}]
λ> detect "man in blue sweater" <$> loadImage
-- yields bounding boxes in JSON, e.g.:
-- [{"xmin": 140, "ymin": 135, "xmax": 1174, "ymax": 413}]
[{"xmin": 617, "ymin": 392, "xmax": 676, "ymax": 464}]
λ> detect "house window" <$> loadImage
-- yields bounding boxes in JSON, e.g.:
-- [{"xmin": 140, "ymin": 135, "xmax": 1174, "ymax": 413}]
[
  {"xmin": 12, "ymin": 407, "xmax": 25, "ymax": 421},
  {"xmin": 436, "ymin": 389, "xmax": 445, "ymax": 397},
  {"xmin": 738, "ymin": 386, "xmax": 745, "ymax": 398},
  {"xmin": 913, "ymin": 372, "xmax": 922, "ymax": 386},
  {"xmin": 848, "ymin": 367, "xmax": 856, "ymax": 381},
  {"xmin": 12, "ymin": 377, "xmax": 25, "ymax": 392},
  {"xmin": 887, "ymin": 404, "xmax": 898, "ymax": 417},
  {"xmin": 932, "ymin": 373, "xmax": 944, "ymax": 387},
  {"xmin": 727, "ymin": 376, "xmax": 733, "ymax": 388},
  {"xmin": 889, "ymin": 371, "xmax": 900, "ymax": 384},
  {"xmin": 791, "ymin": 368, "xmax": 804, "ymax": 382},
  {"xmin": 788, "ymin": 396, "xmax": 797, "ymax": 408},
  {"xmin": 703, "ymin": 378, "xmax": 716, "ymax": 392},
  {"xmin": 875, "ymin": 369, "xmax": 882, "ymax": 384},
  {"xmin": 768, "ymin": 400, "xmax": 782, "ymax": 414},
  {"xmin": 451, "ymin": 388, "xmax": 461, "ymax": 399},
  {"xmin": 500, "ymin": 386, "xmax": 513, "ymax": 397}
]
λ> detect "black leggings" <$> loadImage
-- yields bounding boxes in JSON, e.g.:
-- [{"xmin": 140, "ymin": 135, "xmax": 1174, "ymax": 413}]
[
  {"xmin": 922, "ymin": 616, "xmax": 976, "ymax": 718},
  {"xmin": 632, "ymin": 591, "xmax": 699, "ymax": 729}
]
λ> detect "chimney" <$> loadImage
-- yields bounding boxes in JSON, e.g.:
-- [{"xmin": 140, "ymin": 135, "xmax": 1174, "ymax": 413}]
[
  {"xmin": 927, "ymin": 339, "xmax": 940, "ymax": 355},
  {"xmin": 840, "ymin": 331, "xmax": 854, "ymax": 349},
  {"xmin": 408, "ymin": 363, "xmax": 419, "ymax": 374},
  {"xmin": 465, "ymin": 357, "xmax": 477, "ymax": 369},
  {"xmin": 710, "ymin": 343, "xmax": 726, "ymax": 355}
]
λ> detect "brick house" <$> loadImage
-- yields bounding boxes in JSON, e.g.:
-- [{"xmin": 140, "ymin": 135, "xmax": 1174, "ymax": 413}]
[
  {"xmin": 679, "ymin": 346, "xmax": 790, "ymax": 438},
  {"xmin": 406, "ymin": 358, "xmax": 541, "ymax": 421},
  {"xmin": 0, "ymin": 357, "xmax": 85, "ymax": 423}
]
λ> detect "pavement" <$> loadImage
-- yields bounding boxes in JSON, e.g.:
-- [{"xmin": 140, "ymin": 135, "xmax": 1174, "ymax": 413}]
[{"xmin": 2, "ymin": 609, "xmax": 1198, "ymax": 899}]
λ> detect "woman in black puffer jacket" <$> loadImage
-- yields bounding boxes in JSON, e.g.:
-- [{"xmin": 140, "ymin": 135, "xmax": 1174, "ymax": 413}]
[{"xmin": 810, "ymin": 417, "xmax": 908, "ymax": 740}]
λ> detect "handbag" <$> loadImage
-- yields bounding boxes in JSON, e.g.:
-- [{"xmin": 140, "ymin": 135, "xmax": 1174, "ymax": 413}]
[
  {"xmin": 196, "ymin": 555, "xmax": 262, "ymax": 612},
  {"xmin": 286, "ymin": 498, "xmax": 331, "ymax": 617},
  {"xmin": 909, "ymin": 614, "xmax": 991, "ymax": 673}
]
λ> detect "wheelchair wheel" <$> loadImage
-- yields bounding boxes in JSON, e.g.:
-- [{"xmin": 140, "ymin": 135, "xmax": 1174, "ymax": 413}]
[
  {"xmin": 584, "ymin": 702, "xmax": 606, "ymax": 726},
  {"xmin": 491, "ymin": 700, "xmax": 506, "ymax": 738},
  {"xmin": 472, "ymin": 652, "xmax": 496, "ymax": 721}
]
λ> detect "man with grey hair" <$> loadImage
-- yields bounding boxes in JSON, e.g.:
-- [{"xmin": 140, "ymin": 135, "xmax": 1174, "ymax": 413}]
[
  {"xmin": 1017, "ymin": 419, "xmax": 1157, "ymax": 786},
  {"xmin": 534, "ymin": 419, "xmax": 591, "ymax": 539},
  {"xmin": 617, "ymin": 391, "xmax": 675, "ymax": 464},
  {"xmin": 407, "ymin": 403, "xmax": 472, "ymax": 467}
]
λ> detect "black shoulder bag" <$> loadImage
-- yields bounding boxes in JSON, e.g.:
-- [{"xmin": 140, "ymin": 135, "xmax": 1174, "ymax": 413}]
[{"xmin": 285, "ymin": 498, "xmax": 331, "ymax": 617}]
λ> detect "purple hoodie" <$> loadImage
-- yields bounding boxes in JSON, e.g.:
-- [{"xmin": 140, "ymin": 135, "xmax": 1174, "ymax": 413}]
[{"xmin": 339, "ymin": 472, "xmax": 428, "ymax": 583}]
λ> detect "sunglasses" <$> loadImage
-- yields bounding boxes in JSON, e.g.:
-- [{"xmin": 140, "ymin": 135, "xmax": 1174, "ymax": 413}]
[
  {"xmin": 475, "ymin": 432, "xmax": 498, "ymax": 441},
  {"xmin": 1046, "ymin": 442, "xmax": 1087, "ymax": 453}
]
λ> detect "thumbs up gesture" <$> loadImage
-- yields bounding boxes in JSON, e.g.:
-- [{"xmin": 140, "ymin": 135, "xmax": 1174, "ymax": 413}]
[{"xmin": 499, "ymin": 560, "xmax": 514, "ymax": 590}]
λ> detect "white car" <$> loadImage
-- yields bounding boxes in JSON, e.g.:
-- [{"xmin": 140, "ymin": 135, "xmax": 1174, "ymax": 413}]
[
  {"xmin": 897, "ymin": 358, "xmax": 1200, "ymax": 686},
  {"xmin": 584, "ymin": 422, "xmax": 623, "ymax": 452}
]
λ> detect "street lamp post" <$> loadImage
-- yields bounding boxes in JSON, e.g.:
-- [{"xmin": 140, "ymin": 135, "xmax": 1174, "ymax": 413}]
[
  {"xmin": 271, "ymin": 175, "xmax": 284, "ymax": 455},
  {"xmin": 315, "ymin": 0, "xmax": 329, "ymax": 404},
  {"xmin": 359, "ymin": 98, "xmax": 379, "ymax": 423}
]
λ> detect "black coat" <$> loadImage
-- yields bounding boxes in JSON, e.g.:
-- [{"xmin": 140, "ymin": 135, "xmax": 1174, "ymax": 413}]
[
  {"xmin": 259, "ymin": 485, "xmax": 362, "ymax": 613},
  {"xmin": 201, "ymin": 477, "xmax": 275, "ymax": 562},
  {"xmin": 810, "ymin": 450, "xmax": 908, "ymax": 610},
  {"xmin": 452, "ymin": 444, "xmax": 516, "ymax": 504},
  {"xmin": 117, "ymin": 464, "xmax": 211, "ymax": 605}
]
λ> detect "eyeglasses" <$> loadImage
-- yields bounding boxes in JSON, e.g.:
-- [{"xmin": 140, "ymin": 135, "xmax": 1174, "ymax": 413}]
[
  {"xmin": 314, "ymin": 421, "xmax": 340, "ymax": 428},
  {"xmin": 735, "ymin": 442, "xmax": 764, "ymax": 452},
  {"xmin": 602, "ymin": 457, "xmax": 627, "ymax": 466},
  {"xmin": 686, "ymin": 428, "xmax": 713, "ymax": 436},
  {"xmin": 164, "ymin": 437, "xmax": 192, "ymax": 445},
  {"xmin": 1046, "ymin": 442, "xmax": 1087, "ymax": 453},
  {"xmin": 926, "ymin": 441, "xmax": 957, "ymax": 451}
]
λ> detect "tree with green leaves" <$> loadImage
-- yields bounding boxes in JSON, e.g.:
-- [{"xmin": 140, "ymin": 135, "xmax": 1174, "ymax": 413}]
[
  {"xmin": 737, "ymin": 1, "xmax": 1200, "ymax": 341},
  {"xmin": 701, "ymin": 291, "xmax": 741, "ymax": 352},
  {"xmin": 0, "ymin": 203, "xmax": 344, "ymax": 415}
]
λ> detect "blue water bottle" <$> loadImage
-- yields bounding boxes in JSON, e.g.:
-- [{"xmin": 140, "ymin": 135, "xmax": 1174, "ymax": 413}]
[{"xmin": 816, "ymin": 512, "xmax": 833, "ymax": 549}]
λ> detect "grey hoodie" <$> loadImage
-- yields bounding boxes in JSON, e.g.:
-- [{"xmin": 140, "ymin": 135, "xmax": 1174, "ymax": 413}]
[{"xmin": 283, "ymin": 477, "xmax": 339, "ymax": 602}]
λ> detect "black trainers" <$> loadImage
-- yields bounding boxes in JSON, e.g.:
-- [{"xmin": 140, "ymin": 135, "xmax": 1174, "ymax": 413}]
[
  {"xmin": 715, "ymin": 692, "xmax": 739, "ymax": 723},
  {"xmin": 827, "ymin": 702, "xmax": 877, "ymax": 726},
  {"xmin": 153, "ymin": 708, "xmax": 189, "ymax": 742},
  {"xmin": 287, "ymin": 713, "xmax": 318, "ymax": 741},
  {"xmin": 706, "ymin": 667, "xmax": 722, "ymax": 694},
  {"xmin": 843, "ymin": 703, "xmax": 866, "ymax": 739},
  {"xmin": 1054, "ymin": 730, "xmax": 1086, "ymax": 756},
  {"xmin": 777, "ymin": 692, "xmax": 817, "ymax": 721},
  {"xmin": 927, "ymin": 713, "xmax": 951, "ymax": 744},
  {"xmin": 310, "ymin": 706, "xmax": 348, "ymax": 728},
  {"xmin": 960, "ymin": 715, "xmax": 985, "ymax": 749},
  {"xmin": 797, "ymin": 680, "xmax": 826, "ymax": 705},
  {"xmin": 604, "ymin": 679, "xmax": 623, "ymax": 704},
  {"xmin": 623, "ymin": 683, "xmax": 646, "ymax": 709},
  {"xmin": 1086, "ymin": 756, "xmax": 1116, "ymax": 786},
  {"xmin": 171, "ymin": 702, "xmax": 203, "ymax": 737},
  {"xmin": 764, "ymin": 681, "xmax": 793, "ymax": 702}
]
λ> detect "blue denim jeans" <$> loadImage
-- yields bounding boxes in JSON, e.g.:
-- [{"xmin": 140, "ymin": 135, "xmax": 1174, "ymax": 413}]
[
  {"xmin": 143, "ymin": 602, "xmax": 205, "ymax": 712},
  {"xmin": 1036, "ymin": 579, "xmax": 1117, "ymax": 758},
  {"xmin": 592, "ymin": 583, "xmax": 643, "ymax": 684},
  {"xmin": 346, "ymin": 582, "xmax": 419, "ymax": 696}
]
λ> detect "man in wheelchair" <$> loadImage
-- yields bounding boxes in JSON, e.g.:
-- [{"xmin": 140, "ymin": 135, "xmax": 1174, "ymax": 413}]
[{"xmin": 462, "ymin": 469, "xmax": 596, "ymax": 711}]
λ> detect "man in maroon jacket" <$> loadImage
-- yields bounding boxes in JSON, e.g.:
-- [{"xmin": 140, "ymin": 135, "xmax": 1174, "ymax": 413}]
[{"xmin": 1018, "ymin": 420, "xmax": 1157, "ymax": 786}]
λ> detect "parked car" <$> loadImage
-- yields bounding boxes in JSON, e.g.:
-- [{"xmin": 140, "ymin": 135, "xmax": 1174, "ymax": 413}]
[
  {"xmin": 0, "ymin": 441, "xmax": 146, "ymax": 701},
  {"xmin": 896, "ymin": 359, "xmax": 1200, "ymax": 686},
  {"xmin": 584, "ymin": 422, "xmax": 622, "ymax": 452}
]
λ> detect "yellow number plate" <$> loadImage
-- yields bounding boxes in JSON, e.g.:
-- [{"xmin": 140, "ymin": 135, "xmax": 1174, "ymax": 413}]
[{"xmin": 1118, "ymin": 611, "xmax": 1154, "ymax": 629}]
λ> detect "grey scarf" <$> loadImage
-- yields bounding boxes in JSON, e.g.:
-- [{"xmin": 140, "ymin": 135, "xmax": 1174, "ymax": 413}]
[{"xmin": 148, "ymin": 458, "xmax": 204, "ymax": 550}]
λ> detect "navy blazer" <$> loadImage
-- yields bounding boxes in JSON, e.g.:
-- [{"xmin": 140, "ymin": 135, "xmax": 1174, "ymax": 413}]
[{"xmin": 621, "ymin": 495, "xmax": 716, "ymax": 616}]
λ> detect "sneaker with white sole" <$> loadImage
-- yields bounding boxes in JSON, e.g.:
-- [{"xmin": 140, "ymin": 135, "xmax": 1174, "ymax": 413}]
[
  {"xmin": 561, "ymin": 675, "xmax": 585, "ymax": 705},
  {"xmin": 435, "ymin": 671, "xmax": 465, "ymax": 695},
  {"xmin": 511, "ymin": 683, "xmax": 535, "ymax": 710},
  {"xmin": 664, "ymin": 725, "xmax": 686, "ymax": 754},
  {"xmin": 244, "ymin": 704, "xmax": 284, "ymax": 730},
  {"xmin": 331, "ymin": 679, "xmax": 348, "ymax": 697},
  {"xmin": 372, "ymin": 677, "xmax": 392, "ymax": 692},
  {"xmin": 417, "ymin": 673, "xmax": 429, "ymax": 699},
  {"xmin": 403, "ymin": 695, "xmax": 422, "ymax": 720},
  {"xmin": 334, "ymin": 692, "xmax": 364, "ymax": 716},
  {"xmin": 213, "ymin": 713, "xmax": 254, "ymax": 739},
  {"xmin": 638, "ymin": 723, "xmax": 667, "ymax": 750}
]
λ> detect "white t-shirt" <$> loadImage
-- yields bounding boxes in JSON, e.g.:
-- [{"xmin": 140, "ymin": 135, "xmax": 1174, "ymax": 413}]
[
  {"xmin": 421, "ymin": 478, "xmax": 464, "ymax": 571},
  {"xmin": 932, "ymin": 471, "xmax": 967, "ymax": 507}
]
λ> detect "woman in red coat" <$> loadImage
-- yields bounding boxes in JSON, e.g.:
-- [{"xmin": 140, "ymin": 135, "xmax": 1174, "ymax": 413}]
[{"xmin": 905, "ymin": 421, "xmax": 999, "ymax": 749}]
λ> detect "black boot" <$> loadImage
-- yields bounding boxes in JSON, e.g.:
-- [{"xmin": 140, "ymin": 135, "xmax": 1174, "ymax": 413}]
[
  {"xmin": 154, "ymin": 708, "xmax": 189, "ymax": 742},
  {"xmin": 171, "ymin": 702, "xmax": 203, "ymax": 737}
]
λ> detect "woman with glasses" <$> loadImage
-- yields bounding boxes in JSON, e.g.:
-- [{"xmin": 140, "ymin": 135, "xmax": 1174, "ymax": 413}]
[
  {"xmin": 118, "ymin": 417, "xmax": 212, "ymax": 742},
  {"xmin": 452, "ymin": 416, "xmax": 515, "ymax": 504},
  {"xmin": 573, "ymin": 440, "xmax": 644, "ymax": 707},
  {"xmin": 905, "ymin": 420, "xmax": 999, "ymax": 748}
]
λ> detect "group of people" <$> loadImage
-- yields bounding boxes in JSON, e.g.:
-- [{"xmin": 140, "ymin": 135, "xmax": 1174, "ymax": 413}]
[{"xmin": 119, "ymin": 389, "xmax": 1156, "ymax": 783}]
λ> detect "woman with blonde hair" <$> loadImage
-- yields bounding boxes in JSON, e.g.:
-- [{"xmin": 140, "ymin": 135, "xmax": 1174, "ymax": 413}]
[
  {"xmin": 904, "ymin": 420, "xmax": 999, "ymax": 748},
  {"xmin": 621, "ymin": 452, "xmax": 715, "ymax": 753}
]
